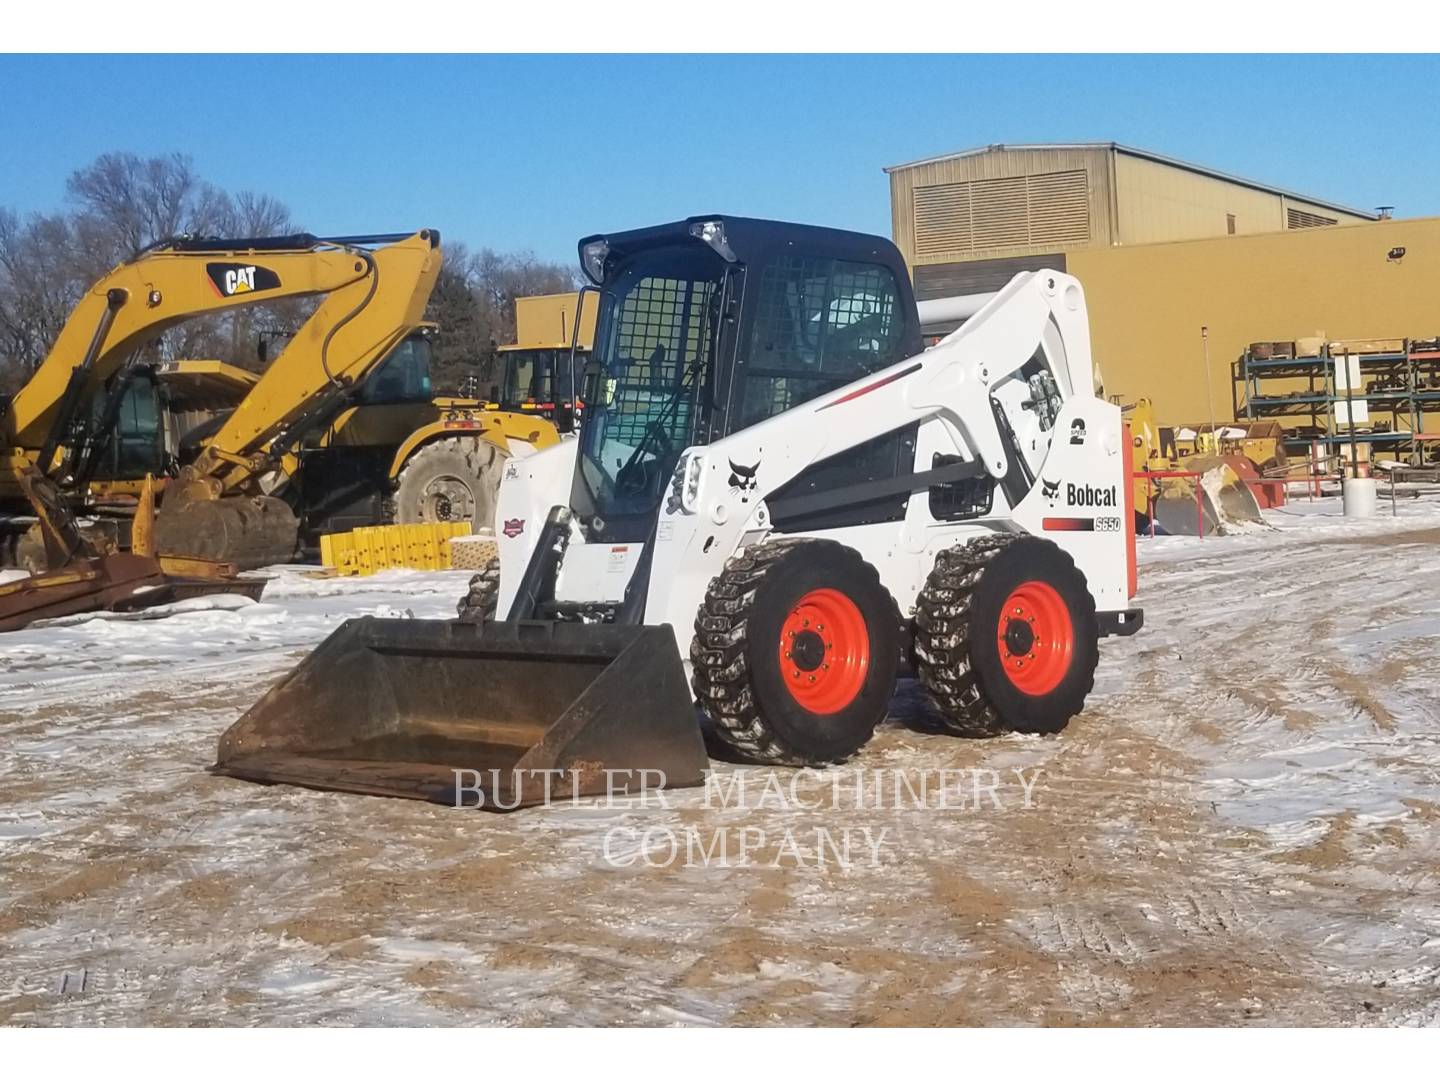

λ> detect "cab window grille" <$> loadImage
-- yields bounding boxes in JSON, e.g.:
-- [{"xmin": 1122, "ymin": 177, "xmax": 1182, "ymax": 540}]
[{"xmin": 608, "ymin": 276, "xmax": 715, "ymax": 450}]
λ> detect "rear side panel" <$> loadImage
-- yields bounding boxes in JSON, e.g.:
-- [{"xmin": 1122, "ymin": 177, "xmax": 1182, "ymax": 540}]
[{"xmin": 1009, "ymin": 396, "xmax": 1132, "ymax": 616}]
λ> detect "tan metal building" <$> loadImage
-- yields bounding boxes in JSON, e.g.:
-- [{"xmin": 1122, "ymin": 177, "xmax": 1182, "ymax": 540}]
[
  {"xmin": 886, "ymin": 143, "xmax": 1378, "ymax": 299},
  {"xmin": 1066, "ymin": 216, "xmax": 1440, "ymax": 426}
]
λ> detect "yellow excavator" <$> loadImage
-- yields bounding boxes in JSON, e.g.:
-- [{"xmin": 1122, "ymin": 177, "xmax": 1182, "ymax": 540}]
[
  {"xmin": 0, "ymin": 230, "xmax": 449, "ymax": 627},
  {"xmin": 1, "ymin": 229, "xmax": 444, "ymax": 570}
]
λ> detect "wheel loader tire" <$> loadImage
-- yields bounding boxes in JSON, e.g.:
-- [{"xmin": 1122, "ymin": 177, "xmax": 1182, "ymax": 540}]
[
  {"xmin": 457, "ymin": 556, "xmax": 500, "ymax": 622},
  {"xmin": 914, "ymin": 534, "xmax": 1098, "ymax": 737},
  {"xmin": 393, "ymin": 437, "xmax": 507, "ymax": 532},
  {"xmin": 691, "ymin": 538, "xmax": 901, "ymax": 766}
]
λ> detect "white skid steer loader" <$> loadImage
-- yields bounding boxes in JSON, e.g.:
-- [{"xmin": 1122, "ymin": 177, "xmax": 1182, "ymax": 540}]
[{"xmin": 214, "ymin": 216, "xmax": 1142, "ymax": 808}]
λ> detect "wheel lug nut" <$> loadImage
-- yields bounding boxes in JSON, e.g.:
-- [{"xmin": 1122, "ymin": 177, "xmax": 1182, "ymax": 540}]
[{"xmin": 808, "ymin": 675, "xmax": 815, "ymax": 682}]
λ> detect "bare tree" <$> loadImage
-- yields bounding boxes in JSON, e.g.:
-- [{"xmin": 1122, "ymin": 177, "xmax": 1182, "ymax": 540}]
[
  {"xmin": 0, "ymin": 209, "xmax": 88, "ymax": 391},
  {"xmin": 0, "ymin": 150, "xmax": 579, "ymax": 401},
  {"xmin": 424, "ymin": 244, "xmax": 581, "ymax": 394}
]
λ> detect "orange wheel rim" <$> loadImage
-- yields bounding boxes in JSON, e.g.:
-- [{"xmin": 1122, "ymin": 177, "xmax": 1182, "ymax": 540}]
[
  {"xmin": 778, "ymin": 588, "xmax": 870, "ymax": 714},
  {"xmin": 996, "ymin": 581, "xmax": 1074, "ymax": 695}
]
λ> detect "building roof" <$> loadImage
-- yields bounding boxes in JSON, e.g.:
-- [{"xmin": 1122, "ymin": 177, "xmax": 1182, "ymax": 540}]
[{"xmin": 882, "ymin": 142, "xmax": 1378, "ymax": 221}]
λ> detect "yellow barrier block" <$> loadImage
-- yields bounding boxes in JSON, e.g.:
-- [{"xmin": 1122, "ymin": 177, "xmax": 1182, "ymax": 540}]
[{"xmin": 318, "ymin": 521, "xmax": 476, "ymax": 575}]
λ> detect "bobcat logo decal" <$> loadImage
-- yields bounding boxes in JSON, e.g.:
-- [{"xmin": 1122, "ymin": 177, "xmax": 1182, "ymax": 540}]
[{"xmin": 728, "ymin": 459, "xmax": 759, "ymax": 495}]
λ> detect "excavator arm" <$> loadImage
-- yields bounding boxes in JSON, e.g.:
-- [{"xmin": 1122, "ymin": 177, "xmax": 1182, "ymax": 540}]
[{"xmin": 165, "ymin": 230, "xmax": 442, "ymax": 502}]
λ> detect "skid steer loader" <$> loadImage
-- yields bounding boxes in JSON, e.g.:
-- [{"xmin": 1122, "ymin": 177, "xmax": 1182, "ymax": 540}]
[{"xmin": 215, "ymin": 216, "xmax": 1142, "ymax": 808}]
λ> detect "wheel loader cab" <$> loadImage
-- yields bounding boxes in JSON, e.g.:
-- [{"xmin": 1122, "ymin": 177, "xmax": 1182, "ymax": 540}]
[
  {"xmin": 356, "ymin": 332, "xmax": 435, "ymax": 406},
  {"xmin": 572, "ymin": 216, "xmax": 923, "ymax": 545}
]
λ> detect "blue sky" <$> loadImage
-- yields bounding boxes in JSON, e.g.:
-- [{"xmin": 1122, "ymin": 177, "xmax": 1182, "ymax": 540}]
[{"xmin": 0, "ymin": 54, "xmax": 1434, "ymax": 264}]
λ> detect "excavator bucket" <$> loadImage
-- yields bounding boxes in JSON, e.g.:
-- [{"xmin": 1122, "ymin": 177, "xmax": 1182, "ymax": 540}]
[
  {"xmin": 153, "ymin": 494, "xmax": 300, "ymax": 570},
  {"xmin": 211, "ymin": 618, "xmax": 710, "ymax": 809},
  {"xmin": 1148, "ymin": 454, "xmax": 1266, "ymax": 536}
]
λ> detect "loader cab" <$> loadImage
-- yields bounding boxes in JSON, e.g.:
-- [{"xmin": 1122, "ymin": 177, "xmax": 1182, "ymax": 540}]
[
  {"xmin": 495, "ymin": 345, "xmax": 584, "ymax": 431},
  {"xmin": 573, "ymin": 215, "xmax": 921, "ymax": 543}
]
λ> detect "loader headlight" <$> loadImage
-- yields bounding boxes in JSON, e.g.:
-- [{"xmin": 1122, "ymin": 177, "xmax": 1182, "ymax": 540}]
[
  {"xmin": 681, "ymin": 452, "xmax": 704, "ymax": 513},
  {"xmin": 580, "ymin": 240, "xmax": 609, "ymax": 284},
  {"xmin": 688, "ymin": 219, "xmax": 737, "ymax": 262}
]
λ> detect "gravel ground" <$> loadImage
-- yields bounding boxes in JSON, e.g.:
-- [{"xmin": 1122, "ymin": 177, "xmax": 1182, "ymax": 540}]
[{"xmin": 2, "ymin": 498, "xmax": 1440, "ymax": 1026}]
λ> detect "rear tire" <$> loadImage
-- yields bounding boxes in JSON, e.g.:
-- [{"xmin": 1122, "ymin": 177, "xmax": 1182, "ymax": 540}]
[
  {"xmin": 393, "ymin": 438, "xmax": 507, "ymax": 532},
  {"xmin": 457, "ymin": 557, "xmax": 500, "ymax": 622},
  {"xmin": 691, "ymin": 539, "xmax": 901, "ymax": 765},
  {"xmin": 914, "ymin": 534, "xmax": 1098, "ymax": 737}
]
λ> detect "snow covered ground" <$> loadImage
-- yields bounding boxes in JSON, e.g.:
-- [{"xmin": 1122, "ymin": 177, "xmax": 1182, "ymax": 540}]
[{"xmin": 2, "ymin": 496, "xmax": 1440, "ymax": 1026}]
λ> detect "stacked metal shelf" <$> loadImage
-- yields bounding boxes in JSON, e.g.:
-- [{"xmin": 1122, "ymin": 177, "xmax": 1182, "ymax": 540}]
[{"xmin": 1233, "ymin": 339, "xmax": 1440, "ymax": 464}]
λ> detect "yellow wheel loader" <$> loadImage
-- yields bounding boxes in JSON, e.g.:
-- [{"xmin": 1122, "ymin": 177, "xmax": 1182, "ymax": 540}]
[
  {"xmin": 214, "ymin": 215, "xmax": 1143, "ymax": 809},
  {"xmin": 268, "ymin": 328, "xmax": 561, "ymax": 548}
]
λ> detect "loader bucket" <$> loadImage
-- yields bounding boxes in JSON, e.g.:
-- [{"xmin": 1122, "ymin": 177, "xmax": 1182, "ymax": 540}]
[
  {"xmin": 211, "ymin": 618, "xmax": 710, "ymax": 809},
  {"xmin": 1149, "ymin": 455, "xmax": 1266, "ymax": 536}
]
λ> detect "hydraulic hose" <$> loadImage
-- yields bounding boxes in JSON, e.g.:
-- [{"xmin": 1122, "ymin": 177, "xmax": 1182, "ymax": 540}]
[{"xmin": 318, "ymin": 248, "xmax": 379, "ymax": 387}]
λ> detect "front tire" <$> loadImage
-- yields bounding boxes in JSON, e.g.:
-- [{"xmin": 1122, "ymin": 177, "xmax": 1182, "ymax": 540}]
[
  {"xmin": 393, "ymin": 438, "xmax": 507, "ymax": 532},
  {"xmin": 691, "ymin": 539, "xmax": 901, "ymax": 765},
  {"xmin": 914, "ymin": 534, "xmax": 1098, "ymax": 737}
]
